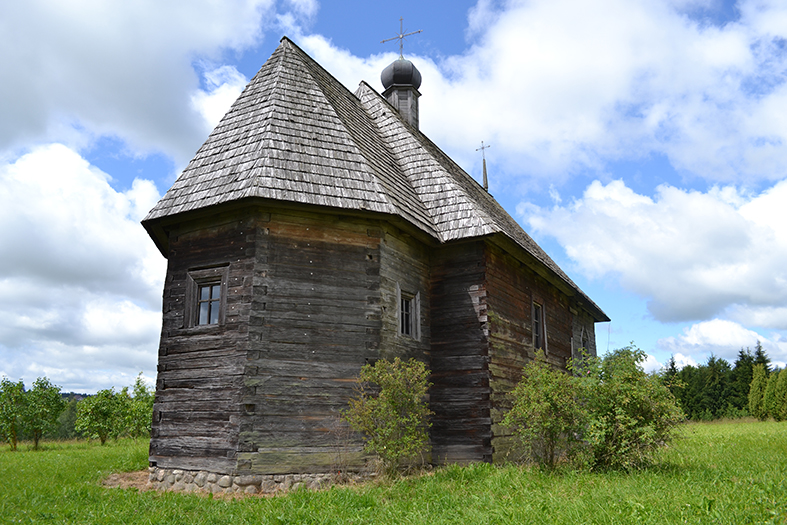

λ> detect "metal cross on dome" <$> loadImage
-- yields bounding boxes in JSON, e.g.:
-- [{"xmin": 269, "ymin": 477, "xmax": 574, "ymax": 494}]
[{"xmin": 381, "ymin": 17, "xmax": 422, "ymax": 59}]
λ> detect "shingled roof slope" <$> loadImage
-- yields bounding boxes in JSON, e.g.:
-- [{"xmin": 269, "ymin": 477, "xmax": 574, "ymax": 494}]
[
  {"xmin": 143, "ymin": 37, "xmax": 607, "ymax": 321},
  {"xmin": 144, "ymin": 37, "xmax": 436, "ymax": 238}
]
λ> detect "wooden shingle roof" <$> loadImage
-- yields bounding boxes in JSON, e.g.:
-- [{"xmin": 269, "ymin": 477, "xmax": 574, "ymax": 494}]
[{"xmin": 143, "ymin": 37, "xmax": 608, "ymax": 322}]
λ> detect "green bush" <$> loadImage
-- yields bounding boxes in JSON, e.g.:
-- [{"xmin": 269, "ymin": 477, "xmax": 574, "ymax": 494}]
[
  {"xmin": 123, "ymin": 373, "xmax": 155, "ymax": 439},
  {"xmin": 574, "ymin": 346, "xmax": 684, "ymax": 470},
  {"xmin": 502, "ymin": 350, "xmax": 587, "ymax": 470},
  {"xmin": 774, "ymin": 369, "xmax": 787, "ymax": 422},
  {"xmin": 505, "ymin": 345, "xmax": 684, "ymax": 471},
  {"xmin": 763, "ymin": 371, "xmax": 780, "ymax": 420},
  {"xmin": 75, "ymin": 389, "xmax": 124, "ymax": 444},
  {"xmin": 342, "ymin": 357, "xmax": 433, "ymax": 477}
]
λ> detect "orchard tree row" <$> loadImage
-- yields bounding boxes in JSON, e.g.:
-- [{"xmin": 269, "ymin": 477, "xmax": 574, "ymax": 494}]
[
  {"xmin": 0, "ymin": 373, "xmax": 154, "ymax": 450},
  {"xmin": 663, "ymin": 342, "xmax": 785, "ymax": 421}
]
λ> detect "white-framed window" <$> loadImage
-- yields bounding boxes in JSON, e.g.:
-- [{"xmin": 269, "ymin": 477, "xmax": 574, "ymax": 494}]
[
  {"xmin": 185, "ymin": 265, "xmax": 228, "ymax": 328},
  {"xmin": 396, "ymin": 283, "xmax": 420, "ymax": 340}
]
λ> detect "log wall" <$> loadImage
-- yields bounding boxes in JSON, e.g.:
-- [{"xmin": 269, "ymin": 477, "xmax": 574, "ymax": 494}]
[
  {"xmin": 483, "ymin": 242, "xmax": 575, "ymax": 463},
  {"xmin": 150, "ymin": 212, "xmax": 257, "ymax": 473},
  {"xmin": 379, "ymin": 225, "xmax": 431, "ymax": 362},
  {"xmin": 238, "ymin": 208, "xmax": 386, "ymax": 474},
  {"xmin": 149, "ymin": 205, "xmax": 601, "ymax": 475},
  {"xmin": 429, "ymin": 241, "xmax": 493, "ymax": 464}
]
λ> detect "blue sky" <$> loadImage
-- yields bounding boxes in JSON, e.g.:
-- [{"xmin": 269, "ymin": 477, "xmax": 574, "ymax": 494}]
[{"xmin": 2, "ymin": 0, "xmax": 786, "ymax": 393}]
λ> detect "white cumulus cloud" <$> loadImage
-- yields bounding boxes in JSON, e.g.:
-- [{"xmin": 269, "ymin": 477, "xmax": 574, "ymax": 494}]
[
  {"xmin": 658, "ymin": 319, "xmax": 786, "ymax": 368},
  {"xmin": 524, "ymin": 179, "xmax": 787, "ymax": 325},
  {"xmin": 0, "ymin": 144, "xmax": 165, "ymax": 392},
  {"xmin": 0, "ymin": 0, "xmax": 277, "ymax": 163},
  {"xmin": 191, "ymin": 66, "xmax": 250, "ymax": 131}
]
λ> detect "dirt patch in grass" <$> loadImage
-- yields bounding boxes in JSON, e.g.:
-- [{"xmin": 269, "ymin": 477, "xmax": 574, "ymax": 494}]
[{"xmin": 103, "ymin": 470, "xmax": 152, "ymax": 491}]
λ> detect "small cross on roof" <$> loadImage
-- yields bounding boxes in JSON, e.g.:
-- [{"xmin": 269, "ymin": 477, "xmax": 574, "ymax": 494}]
[{"xmin": 381, "ymin": 17, "xmax": 422, "ymax": 59}]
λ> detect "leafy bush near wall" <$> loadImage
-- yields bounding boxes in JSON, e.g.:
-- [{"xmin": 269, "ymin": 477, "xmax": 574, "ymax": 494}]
[
  {"xmin": 343, "ymin": 357, "xmax": 433, "ymax": 477},
  {"xmin": 502, "ymin": 350, "xmax": 587, "ymax": 470},
  {"xmin": 505, "ymin": 345, "xmax": 684, "ymax": 471},
  {"xmin": 575, "ymin": 346, "xmax": 684, "ymax": 470}
]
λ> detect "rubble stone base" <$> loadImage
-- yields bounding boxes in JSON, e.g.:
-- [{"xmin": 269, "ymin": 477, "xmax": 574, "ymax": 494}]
[{"xmin": 148, "ymin": 467, "xmax": 365, "ymax": 495}]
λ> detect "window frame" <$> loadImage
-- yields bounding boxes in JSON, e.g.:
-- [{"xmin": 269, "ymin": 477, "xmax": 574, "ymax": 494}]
[
  {"xmin": 185, "ymin": 265, "xmax": 229, "ymax": 328},
  {"xmin": 532, "ymin": 301, "xmax": 546, "ymax": 351},
  {"xmin": 396, "ymin": 283, "xmax": 421, "ymax": 341}
]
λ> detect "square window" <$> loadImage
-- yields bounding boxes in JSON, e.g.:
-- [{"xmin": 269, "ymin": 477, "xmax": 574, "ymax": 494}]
[
  {"xmin": 185, "ymin": 265, "xmax": 228, "ymax": 328},
  {"xmin": 197, "ymin": 283, "xmax": 221, "ymax": 325}
]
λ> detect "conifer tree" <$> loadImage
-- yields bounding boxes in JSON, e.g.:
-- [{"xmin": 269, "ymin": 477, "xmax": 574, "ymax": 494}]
[
  {"xmin": 729, "ymin": 348, "xmax": 755, "ymax": 412},
  {"xmin": 753, "ymin": 341, "xmax": 771, "ymax": 372},
  {"xmin": 749, "ymin": 364, "xmax": 768, "ymax": 420},
  {"xmin": 763, "ymin": 370, "xmax": 780, "ymax": 420},
  {"xmin": 773, "ymin": 368, "xmax": 787, "ymax": 422}
]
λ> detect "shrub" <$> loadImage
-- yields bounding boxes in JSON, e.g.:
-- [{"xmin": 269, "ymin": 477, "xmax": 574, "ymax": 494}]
[
  {"xmin": 502, "ymin": 350, "xmax": 587, "ymax": 470},
  {"xmin": 505, "ymin": 345, "xmax": 683, "ymax": 471},
  {"xmin": 775, "ymin": 369, "xmax": 787, "ymax": 422},
  {"xmin": 342, "ymin": 357, "xmax": 433, "ymax": 477},
  {"xmin": 574, "ymin": 346, "xmax": 684, "ymax": 470},
  {"xmin": 763, "ymin": 370, "xmax": 781, "ymax": 421}
]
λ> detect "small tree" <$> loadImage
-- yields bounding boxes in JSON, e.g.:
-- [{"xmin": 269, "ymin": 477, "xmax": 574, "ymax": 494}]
[
  {"xmin": 574, "ymin": 346, "xmax": 684, "ymax": 470},
  {"xmin": 23, "ymin": 377, "xmax": 65, "ymax": 449},
  {"xmin": 342, "ymin": 357, "xmax": 433, "ymax": 477},
  {"xmin": 125, "ymin": 373, "xmax": 155, "ymax": 439},
  {"xmin": 75, "ymin": 389, "xmax": 123, "ymax": 444},
  {"xmin": 0, "ymin": 378, "xmax": 26, "ymax": 450},
  {"xmin": 749, "ymin": 364, "xmax": 768, "ymax": 421},
  {"xmin": 502, "ymin": 350, "xmax": 587, "ymax": 470}
]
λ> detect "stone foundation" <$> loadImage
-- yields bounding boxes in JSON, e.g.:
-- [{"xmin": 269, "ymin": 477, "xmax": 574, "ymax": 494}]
[{"xmin": 148, "ymin": 467, "xmax": 366, "ymax": 495}]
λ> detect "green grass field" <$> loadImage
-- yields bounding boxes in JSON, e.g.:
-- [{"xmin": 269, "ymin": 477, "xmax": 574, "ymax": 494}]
[{"xmin": 1, "ymin": 421, "xmax": 785, "ymax": 524}]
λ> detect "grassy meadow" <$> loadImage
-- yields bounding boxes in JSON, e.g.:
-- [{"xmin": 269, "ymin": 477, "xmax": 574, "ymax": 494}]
[{"xmin": 1, "ymin": 420, "xmax": 786, "ymax": 524}]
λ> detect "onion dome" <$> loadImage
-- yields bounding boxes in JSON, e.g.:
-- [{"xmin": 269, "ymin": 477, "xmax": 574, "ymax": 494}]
[{"xmin": 381, "ymin": 59, "xmax": 422, "ymax": 90}]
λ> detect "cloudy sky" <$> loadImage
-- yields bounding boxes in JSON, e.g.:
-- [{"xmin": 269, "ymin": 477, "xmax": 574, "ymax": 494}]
[{"xmin": 2, "ymin": 0, "xmax": 786, "ymax": 393}]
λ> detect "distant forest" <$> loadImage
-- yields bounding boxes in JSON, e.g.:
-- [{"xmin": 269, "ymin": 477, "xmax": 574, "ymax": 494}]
[{"xmin": 663, "ymin": 342, "xmax": 781, "ymax": 420}]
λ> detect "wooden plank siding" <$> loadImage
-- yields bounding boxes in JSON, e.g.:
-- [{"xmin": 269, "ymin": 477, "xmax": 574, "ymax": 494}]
[
  {"xmin": 150, "ymin": 213, "xmax": 258, "ymax": 474},
  {"xmin": 429, "ymin": 241, "xmax": 493, "ymax": 465},
  {"xmin": 379, "ymin": 225, "xmax": 431, "ymax": 363},
  {"xmin": 483, "ymin": 241, "xmax": 578, "ymax": 462},
  {"xmin": 237, "ymin": 208, "xmax": 386, "ymax": 475}
]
